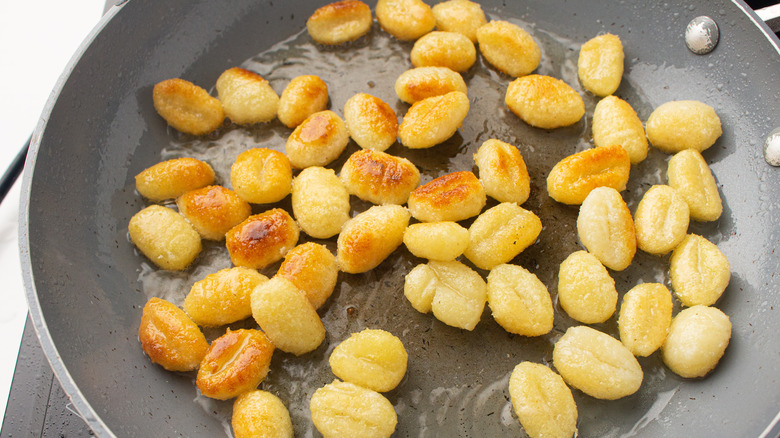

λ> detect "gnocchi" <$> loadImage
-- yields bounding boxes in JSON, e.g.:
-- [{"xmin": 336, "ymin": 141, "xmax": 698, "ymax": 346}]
[
  {"xmin": 477, "ymin": 20, "xmax": 541, "ymax": 78},
  {"xmin": 394, "ymin": 66, "xmax": 467, "ymax": 104},
  {"xmin": 634, "ymin": 185, "xmax": 690, "ymax": 255},
  {"xmin": 286, "ymin": 110, "xmax": 349, "ymax": 169},
  {"xmin": 407, "ymin": 171, "xmax": 485, "ymax": 222},
  {"xmin": 184, "ymin": 267, "xmax": 268, "ymax": 327},
  {"xmin": 375, "ymin": 0, "xmax": 435, "ymax": 41},
  {"xmin": 138, "ymin": 297, "xmax": 208, "ymax": 372},
  {"xmin": 487, "ymin": 264, "xmax": 554, "ymax": 337},
  {"xmin": 410, "ymin": 31, "xmax": 477, "ymax": 73},
  {"xmin": 337, "ymin": 204, "xmax": 411, "ymax": 273},
  {"xmin": 464, "ymin": 201, "xmax": 543, "ymax": 271},
  {"xmin": 128, "ymin": 205, "xmax": 202, "ymax": 271},
  {"xmin": 230, "ymin": 148, "xmax": 293, "ymax": 205},
  {"xmin": 473, "ymin": 138, "xmax": 531, "ymax": 204},
  {"xmin": 340, "ymin": 149, "xmax": 421, "ymax": 205},
  {"xmin": 505, "ymin": 74, "xmax": 584, "ymax": 129},
  {"xmin": 646, "ymin": 100, "xmax": 722, "ymax": 153},
  {"xmin": 277, "ymin": 75, "xmax": 329, "ymax": 128},
  {"xmin": 402, "ymin": 221, "xmax": 469, "ymax": 261},
  {"xmin": 291, "ymin": 166, "xmax": 350, "ymax": 239},
  {"xmin": 176, "ymin": 185, "xmax": 252, "ymax": 240},
  {"xmin": 577, "ymin": 33, "xmax": 624, "ymax": 97},
  {"xmin": 310, "ymin": 380, "xmax": 398, "ymax": 438},
  {"xmin": 225, "ymin": 209, "xmax": 300, "ymax": 270},
  {"xmin": 399, "ymin": 91, "xmax": 470, "ymax": 149},
  {"xmin": 343, "ymin": 93, "xmax": 398, "ymax": 152},
  {"xmin": 662, "ymin": 305, "xmax": 732, "ymax": 378},
  {"xmin": 557, "ymin": 251, "xmax": 617, "ymax": 324},
  {"xmin": 306, "ymin": 0, "xmax": 373, "ymax": 45},
  {"xmin": 329, "ymin": 329, "xmax": 408, "ymax": 392},
  {"xmin": 232, "ymin": 390, "xmax": 294, "ymax": 438},
  {"xmin": 431, "ymin": 0, "xmax": 486, "ymax": 42},
  {"xmin": 667, "ymin": 148, "xmax": 723, "ymax": 222},
  {"xmin": 617, "ymin": 283, "xmax": 673, "ymax": 357},
  {"xmin": 277, "ymin": 242, "xmax": 339, "ymax": 310},
  {"xmin": 577, "ymin": 187, "xmax": 636, "ymax": 271},
  {"xmin": 216, "ymin": 67, "xmax": 279, "ymax": 125},
  {"xmin": 152, "ymin": 78, "xmax": 225, "ymax": 135},
  {"xmin": 670, "ymin": 234, "xmax": 731, "ymax": 307},
  {"xmin": 546, "ymin": 144, "xmax": 631, "ymax": 205},
  {"xmin": 508, "ymin": 362, "xmax": 578, "ymax": 438},
  {"xmin": 592, "ymin": 95, "xmax": 648, "ymax": 164},
  {"xmin": 135, "ymin": 157, "xmax": 215, "ymax": 202}
]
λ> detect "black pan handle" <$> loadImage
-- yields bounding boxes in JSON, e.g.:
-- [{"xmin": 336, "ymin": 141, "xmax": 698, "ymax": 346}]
[{"xmin": 0, "ymin": 138, "xmax": 30, "ymax": 205}]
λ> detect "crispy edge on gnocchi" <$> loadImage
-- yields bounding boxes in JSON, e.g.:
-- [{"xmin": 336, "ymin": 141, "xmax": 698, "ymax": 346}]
[
  {"xmin": 509, "ymin": 362, "xmax": 578, "ymax": 438},
  {"xmin": 505, "ymin": 74, "xmax": 584, "ymax": 129},
  {"xmin": 646, "ymin": 100, "xmax": 722, "ymax": 153},
  {"xmin": 464, "ymin": 202, "xmax": 543, "ymax": 270},
  {"xmin": 291, "ymin": 166, "xmax": 351, "ymax": 239},
  {"xmin": 310, "ymin": 379, "xmax": 398, "ymax": 438},
  {"xmin": 286, "ymin": 110, "xmax": 350, "ymax": 169},
  {"xmin": 577, "ymin": 33, "xmax": 625, "ymax": 97},
  {"xmin": 184, "ymin": 267, "xmax": 269, "ymax": 327},
  {"xmin": 487, "ymin": 264, "xmax": 554, "ymax": 337},
  {"xmin": 128, "ymin": 205, "xmax": 202, "ymax": 271},
  {"xmin": 306, "ymin": 0, "xmax": 373, "ymax": 45},
  {"xmin": 618, "ymin": 283, "xmax": 673, "ymax": 357},
  {"xmin": 592, "ymin": 95, "xmax": 648, "ymax": 164},
  {"xmin": 402, "ymin": 221, "xmax": 469, "ymax": 261},
  {"xmin": 152, "ymin": 78, "xmax": 225, "ymax": 135},
  {"xmin": 329, "ymin": 328, "xmax": 408, "ymax": 392},
  {"xmin": 399, "ymin": 91, "xmax": 470, "ymax": 149},
  {"xmin": 277, "ymin": 75, "xmax": 330, "ymax": 128},
  {"xmin": 232, "ymin": 390, "xmax": 294, "ymax": 438},
  {"xmin": 661, "ymin": 305, "xmax": 732, "ymax": 378},
  {"xmin": 670, "ymin": 234, "xmax": 731, "ymax": 307},
  {"xmin": 177, "ymin": 185, "xmax": 252, "ymax": 241},
  {"xmin": 375, "ymin": 0, "xmax": 436, "ymax": 41},
  {"xmin": 343, "ymin": 93, "xmax": 399, "ymax": 152},
  {"xmin": 407, "ymin": 170, "xmax": 485, "ymax": 222},
  {"xmin": 557, "ymin": 250, "xmax": 617, "ymax": 324},
  {"xmin": 216, "ymin": 67, "xmax": 279, "ymax": 125},
  {"xmin": 577, "ymin": 186, "xmax": 637, "ymax": 272},
  {"xmin": 394, "ymin": 66, "xmax": 468, "ymax": 104},
  {"xmin": 431, "ymin": 0, "xmax": 486, "ymax": 42},
  {"xmin": 135, "ymin": 157, "xmax": 215, "ymax": 202},
  {"xmin": 477, "ymin": 20, "xmax": 541, "ymax": 78},
  {"xmin": 225, "ymin": 208, "xmax": 300, "ymax": 270},
  {"xmin": 410, "ymin": 31, "xmax": 477, "ymax": 73},
  {"xmin": 337, "ymin": 204, "xmax": 411, "ymax": 273},
  {"xmin": 340, "ymin": 149, "xmax": 421, "ymax": 205},
  {"xmin": 277, "ymin": 242, "xmax": 339, "ymax": 309},
  {"xmin": 138, "ymin": 297, "xmax": 208, "ymax": 372},
  {"xmin": 230, "ymin": 148, "xmax": 293, "ymax": 205},
  {"xmin": 634, "ymin": 185, "xmax": 690, "ymax": 255},
  {"xmin": 474, "ymin": 138, "xmax": 531, "ymax": 204},
  {"xmin": 667, "ymin": 148, "xmax": 723, "ymax": 222},
  {"xmin": 546, "ymin": 144, "xmax": 631, "ymax": 205}
]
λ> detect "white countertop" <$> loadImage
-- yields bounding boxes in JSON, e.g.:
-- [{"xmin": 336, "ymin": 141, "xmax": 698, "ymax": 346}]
[{"xmin": 0, "ymin": 0, "xmax": 106, "ymax": 420}]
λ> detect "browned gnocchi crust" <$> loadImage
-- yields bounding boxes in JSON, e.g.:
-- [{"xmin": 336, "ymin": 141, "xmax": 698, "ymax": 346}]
[
  {"xmin": 407, "ymin": 171, "xmax": 485, "ymax": 222},
  {"xmin": 128, "ymin": 205, "xmax": 202, "ymax": 271},
  {"xmin": 306, "ymin": 0, "xmax": 373, "ymax": 45},
  {"xmin": 546, "ymin": 144, "xmax": 631, "ymax": 205},
  {"xmin": 505, "ymin": 74, "xmax": 584, "ymax": 129},
  {"xmin": 230, "ymin": 148, "xmax": 293, "ymax": 205},
  {"xmin": 152, "ymin": 78, "xmax": 225, "ymax": 135},
  {"xmin": 343, "ymin": 93, "xmax": 399, "ymax": 152},
  {"xmin": 394, "ymin": 66, "xmax": 468, "ymax": 104},
  {"xmin": 340, "ymin": 149, "xmax": 421, "ymax": 205},
  {"xmin": 138, "ymin": 297, "xmax": 209, "ymax": 372},
  {"xmin": 474, "ymin": 138, "xmax": 531, "ymax": 204},
  {"xmin": 135, "ymin": 157, "xmax": 215, "ymax": 202},
  {"xmin": 286, "ymin": 110, "xmax": 350, "ymax": 169},
  {"xmin": 337, "ymin": 205, "xmax": 411, "ymax": 273},
  {"xmin": 177, "ymin": 185, "xmax": 252, "ymax": 241},
  {"xmin": 399, "ymin": 91, "xmax": 470, "ymax": 149},
  {"xmin": 277, "ymin": 242, "xmax": 339, "ymax": 309},
  {"xmin": 431, "ymin": 0, "xmax": 486, "ymax": 42},
  {"xmin": 216, "ymin": 67, "xmax": 279, "ymax": 125},
  {"xmin": 410, "ymin": 31, "xmax": 477, "ymax": 73},
  {"xmin": 225, "ymin": 209, "xmax": 300, "ymax": 270},
  {"xmin": 477, "ymin": 20, "xmax": 541, "ymax": 77},
  {"xmin": 277, "ymin": 75, "xmax": 330, "ymax": 128},
  {"xmin": 184, "ymin": 267, "xmax": 268, "ymax": 327},
  {"xmin": 375, "ymin": 0, "xmax": 436, "ymax": 41}
]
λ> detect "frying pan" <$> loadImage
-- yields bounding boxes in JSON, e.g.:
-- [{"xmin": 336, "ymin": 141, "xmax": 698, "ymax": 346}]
[{"xmin": 19, "ymin": 0, "xmax": 780, "ymax": 436}]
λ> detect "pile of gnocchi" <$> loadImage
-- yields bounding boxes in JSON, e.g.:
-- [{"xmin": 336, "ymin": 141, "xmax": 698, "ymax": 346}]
[{"xmin": 129, "ymin": 0, "xmax": 734, "ymax": 437}]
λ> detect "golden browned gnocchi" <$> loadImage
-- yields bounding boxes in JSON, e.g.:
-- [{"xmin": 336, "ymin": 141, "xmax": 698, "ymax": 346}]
[
  {"xmin": 310, "ymin": 380, "xmax": 398, "ymax": 438},
  {"xmin": 337, "ymin": 205, "xmax": 411, "ymax": 273},
  {"xmin": 402, "ymin": 221, "xmax": 469, "ymax": 261},
  {"xmin": 618, "ymin": 283, "xmax": 673, "ymax": 357},
  {"xmin": 431, "ymin": 0, "xmax": 486, "ymax": 42},
  {"xmin": 577, "ymin": 33, "xmax": 624, "ymax": 97},
  {"xmin": 662, "ymin": 305, "xmax": 731, "ymax": 378},
  {"xmin": 546, "ymin": 144, "xmax": 631, "ymax": 205},
  {"xmin": 128, "ymin": 205, "xmax": 202, "ymax": 271},
  {"xmin": 399, "ymin": 91, "xmax": 470, "ymax": 149},
  {"xmin": 487, "ymin": 264, "xmax": 554, "ymax": 337},
  {"xmin": 176, "ymin": 185, "xmax": 252, "ymax": 240},
  {"xmin": 464, "ymin": 202, "xmax": 543, "ymax": 270},
  {"xmin": 410, "ymin": 31, "xmax": 477, "ymax": 73},
  {"xmin": 286, "ymin": 110, "xmax": 349, "ymax": 169},
  {"xmin": 375, "ymin": 0, "xmax": 435, "ymax": 41},
  {"xmin": 553, "ymin": 325, "xmax": 643, "ymax": 400},
  {"xmin": 216, "ymin": 67, "xmax": 279, "ymax": 125},
  {"xmin": 508, "ymin": 362, "xmax": 578, "ymax": 438},
  {"xmin": 277, "ymin": 242, "xmax": 339, "ymax": 309},
  {"xmin": 291, "ymin": 166, "xmax": 350, "ymax": 239},
  {"xmin": 306, "ymin": 0, "xmax": 373, "ymax": 45},
  {"xmin": 230, "ymin": 148, "xmax": 293, "ymax": 205},
  {"xmin": 394, "ymin": 66, "xmax": 467, "ymax": 104},
  {"xmin": 251, "ymin": 276, "xmax": 326, "ymax": 355},
  {"xmin": 670, "ymin": 234, "xmax": 731, "ymax": 307},
  {"xmin": 592, "ymin": 95, "xmax": 648, "ymax": 164},
  {"xmin": 329, "ymin": 329, "xmax": 408, "ymax": 392},
  {"xmin": 477, "ymin": 20, "xmax": 541, "ymax": 78},
  {"xmin": 277, "ymin": 75, "xmax": 330, "ymax": 128},
  {"xmin": 473, "ymin": 138, "xmax": 531, "ymax": 204},
  {"xmin": 135, "ymin": 157, "xmax": 215, "ymax": 202},
  {"xmin": 404, "ymin": 260, "xmax": 487, "ymax": 331},
  {"xmin": 340, "ymin": 149, "xmax": 420, "ymax": 205},
  {"xmin": 646, "ymin": 100, "xmax": 722, "ymax": 153},
  {"xmin": 196, "ymin": 329, "xmax": 275, "ymax": 400},
  {"xmin": 138, "ymin": 297, "xmax": 209, "ymax": 372},
  {"xmin": 634, "ymin": 185, "xmax": 690, "ymax": 255},
  {"xmin": 557, "ymin": 251, "xmax": 617, "ymax": 324},
  {"xmin": 232, "ymin": 390, "xmax": 294, "ymax": 438},
  {"xmin": 343, "ymin": 93, "xmax": 398, "ymax": 152},
  {"xmin": 407, "ymin": 171, "xmax": 485, "ymax": 222},
  {"xmin": 184, "ymin": 267, "xmax": 268, "ymax": 327},
  {"xmin": 225, "ymin": 209, "xmax": 300, "ymax": 270},
  {"xmin": 577, "ymin": 187, "xmax": 636, "ymax": 271},
  {"xmin": 667, "ymin": 148, "xmax": 723, "ymax": 222},
  {"xmin": 152, "ymin": 78, "xmax": 225, "ymax": 135},
  {"xmin": 506, "ymin": 74, "xmax": 584, "ymax": 129}
]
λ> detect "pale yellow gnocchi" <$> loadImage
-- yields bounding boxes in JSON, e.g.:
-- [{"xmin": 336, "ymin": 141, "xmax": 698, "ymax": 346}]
[
  {"xmin": 138, "ymin": 297, "xmax": 209, "ymax": 372},
  {"xmin": 410, "ymin": 31, "xmax": 477, "ymax": 73},
  {"xmin": 399, "ymin": 91, "xmax": 470, "ymax": 149},
  {"xmin": 291, "ymin": 166, "xmax": 350, "ymax": 239},
  {"xmin": 250, "ymin": 276, "xmax": 326, "ymax": 356},
  {"xmin": 225, "ymin": 209, "xmax": 300, "ymax": 270},
  {"xmin": 487, "ymin": 264, "xmax": 554, "ymax": 337},
  {"xmin": 277, "ymin": 242, "xmax": 339, "ymax": 310},
  {"xmin": 306, "ymin": 0, "xmax": 373, "ymax": 45},
  {"xmin": 277, "ymin": 75, "xmax": 330, "ymax": 128},
  {"xmin": 592, "ymin": 95, "xmax": 648, "ymax": 164},
  {"xmin": 375, "ymin": 0, "xmax": 435, "ymax": 41},
  {"xmin": 557, "ymin": 250, "xmax": 617, "ymax": 324},
  {"xmin": 343, "ymin": 93, "xmax": 398, "ymax": 152},
  {"xmin": 128, "ymin": 205, "xmax": 202, "ymax": 271},
  {"xmin": 310, "ymin": 380, "xmax": 398, "ymax": 438},
  {"xmin": 431, "ymin": 0, "xmax": 486, "ymax": 42},
  {"xmin": 670, "ymin": 234, "xmax": 731, "ymax": 307},
  {"xmin": 232, "ymin": 390, "xmax": 294, "ymax": 438},
  {"xmin": 667, "ymin": 148, "xmax": 723, "ymax": 222},
  {"xmin": 286, "ymin": 110, "xmax": 349, "ymax": 169},
  {"xmin": 176, "ymin": 185, "xmax": 252, "ymax": 240},
  {"xmin": 474, "ymin": 138, "xmax": 531, "ymax": 204},
  {"xmin": 509, "ymin": 362, "xmax": 578, "ymax": 438},
  {"xmin": 477, "ymin": 20, "xmax": 541, "ymax": 78},
  {"xmin": 662, "ymin": 305, "xmax": 731, "ymax": 378},
  {"xmin": 152, "ymin": 78, "xmax": 225, "ymax": 135},
  {"xmin": 634, "ymin": 185, "xmax": 690, "ymax": 255},
  {"xmin": 230, "ymin": 148, "xmax": 293, "ymax": 205},
  {"xmin": 394, "ymin": 66, "xmax": 467, "ymax": 104},
  {"xmin": 618, "ymin": 283, "xmax": 673, "ymax": 357},
  {"xmin": 577, "ymin": 186, "xmax": 636, "ymax": 271},
  {"xmin": 135, "ymin": 157, "xmax": 215, "ymax": 202},
  {"xmin": 216, "ymin": 67, "xmax": 279, "ymax": 125},
  {"xmin": 506, "ymin": 74, "xmax": 584, "ymax": 129},
  {"xmin": 329, "ymin": 329, "xmax": 408, "ymax": 392},
  {"xmin": 184, "ymin": 267, "xmax": 268, "ymax": 327},
  {"xmin": 553, "ymin": 325, "xmax": 643, "ymax": 400},
  {"xmin": 577, "ymin": 33, "xmax": 624, "ymax": 97},
  {"xmin": 402, "ymin": 221, "xmax": 469, "ymax": 261},
  {"xmin": 337, "ymin": 205, "xmax": 411, "ymax": 273},
  {"xmin": 403, "ymin": 260, "xmax": 487, "ymax": 331},
  {"xmin": 340, "ymin": 149, "xmax": 421, "ymax": 205},
  {"xmin": 646, "ymin": 100, "xmax": 722, "ymax": 153},
  {"xmin": 464, "ymin": 202, "xmax": 543, "ymax": 270},
  {"xmin": 546, "ymin": 144, "xmax": 631, "ymax": 205},
  {"xmin": 407, "ymin": 171, "xmax": 485, "ymax": 222}
]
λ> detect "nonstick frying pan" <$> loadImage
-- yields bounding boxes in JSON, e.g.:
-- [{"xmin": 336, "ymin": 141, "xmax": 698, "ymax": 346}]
[{"xmin": 20, "ymin": 0, "xmax": 780, "ymax": 436}]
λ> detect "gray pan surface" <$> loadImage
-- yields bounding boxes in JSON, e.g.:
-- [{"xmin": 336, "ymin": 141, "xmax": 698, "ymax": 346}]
[{"xmin": 20, "ymin": 0, "xmax": 780, "ymax": 436}]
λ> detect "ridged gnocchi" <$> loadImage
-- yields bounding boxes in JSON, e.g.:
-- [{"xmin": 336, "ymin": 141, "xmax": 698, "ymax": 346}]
[
  {"xmin": 152, "ymin": 78, "xmax": 225, "ymax": 135},
  {"xmin": 225, "ymin": 209, "xmax": 300, "ymax": 270},
  {"xmin": 577, "ymin": 33, "xmax": 624, "ymax": 97},
  {"xmin": 216, "ymin": 67, "xmax": 279, "ymax": 125},
  {"xmin": 232, "ymin": 390, "xmax": 294, "ymax": 438},
  {"xmin": 477, "ymin": 20, "xmax": 541, "ymax": 78},
  {"xmin": 135, "ymin": 157, "xmax": 215, "ymax": 202},
  {"xmin": 399, "ymin": 91, "xmax": 470, "ymax": 149},
  {"xmin": 670, "ymin": 234, "xmax": 731, "ymax": 307},
  {"xmin": 310, "ymin": 380, "xmax": 398, "ymax": 438},
  {"xmin": 592, "ymin": 95, "xmax": 648, "ymax": 164},
  {"xmin": 230, "ymin": 148, "xmax": 293, "ymax": 205},
  {"xmin": 646, "ymin": 100, "xmax": 722, "ymax": 153},
  {"xmin": 667, "ymin": 148, "xmax": 723, "ymax": 222},
  {"xmin": 410, "ymin": 31, "xmax": 477, "ymax": 73},
  {"xmin": 394, "ymin": 66, "xmax": 467, "ymax": 104},
  {"xmin": 509, "ymin": 362, "xmax": 578, "ymax": 438},
  {"xmin": 464, "ymin": 202, "xmax": 542, "ymax": 270},
  {"xmin": 343, "ymin": 93, "xmax": 398, "ymax": 152},
  {"xmin": 277, "ymin": 75, "xmax": 329, "ymax": 128},
  {"xmin": 617, "ymin": 283, "xmax": 673, "ymax": 357},
  {"xmin": 286, "ymin": 110, "xmax": 349, "ymax": 169},
  {"xmin": 577, "ymin": 187, "xmax": 636, "ymax": 271},
  {"xmin": 546, "ymin": 144, "xmax": 631, "ymax": 205},
  {"xmin": 474, "ymin": 138, "xmax": 531, "ymax": 204},
  {"xmin": 277, "ymin": 242, "xmax": 339, "ymax": 309},
  {"xmin": 329, "ymin": 329, "xmax": 408, "ymax": 392},
  {"xmin": 337, "ymin": 205, "xmax": 411, "ymax": 273},
  {"xmin": 634, "ymin": 185, "xmax": 690, "ymax": 255},
  {"xmin": 402, "ymin": 221, "xmax": 469, "ymax": 261},
  {"xmin": 184, "ymin": 267, "xmax": 268, "ymax": 327},
  {"xmin": 138, "ymin": 297, "xmax": 208, "ymax": 372},
  {"xmin": 431, "ymin": 0, "xmax": 486, "ymax": 42},
  {"xmin": 407, "ymin": 171, "xmax": 485, "ymax": 222},
  {"xmin": 177, "ymin": 185, "xmax": 252, "ymax": 240},
  {"xmin": 557, "ymin": 251, "xmax": 617, "ymax": 324},
  {"xmin": 375, "ymin": 0, "xmax": 435, "ymax": 41},
  {"xmin": 487, "ymin": 264, "xmax": 554, "ymax": 337},
  {"xmin": 662, "ymin": 305, "xmax": 731, "ymax": 378},
  {"xmin": 128, "ymin": 205, "xmax": 202, "ymax": 271},
  {"xmin": 291, "ymin": 166, "xmax": 350, "ymax": 239},
  {"xmin": 306, "ymin": 0, "xmax": 373, "ymax": 45},
  {"xmin": 340, "ymin": 149, "xmax": 421, "ymax": 205},
  {"xmin": 506, "ymin": 74, "xmax": 584, "ymax": 129}
]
